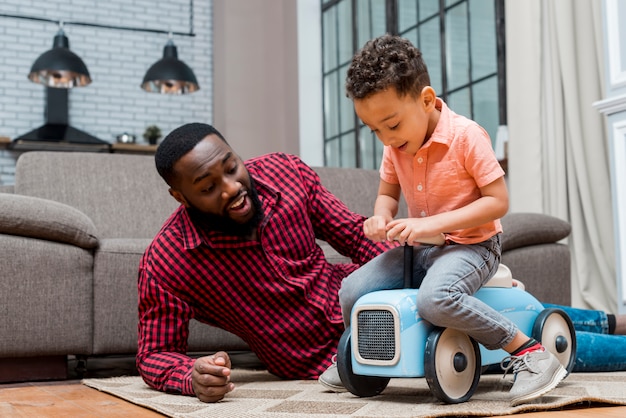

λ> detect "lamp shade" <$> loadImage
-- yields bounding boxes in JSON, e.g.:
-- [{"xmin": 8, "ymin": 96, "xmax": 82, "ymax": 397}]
[
  {"xmin": 141, "ymin": 39, "xmax": 199, "ymax": 94},
  {"xmin": 28, "ymin": 28, "xmax": 91, "ymax": 88}
]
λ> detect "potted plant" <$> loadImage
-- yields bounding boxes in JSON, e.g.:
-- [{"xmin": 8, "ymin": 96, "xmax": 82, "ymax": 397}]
[{"xmin": 143, "ymin": 125, "xmax": 162, "ymax": 145}]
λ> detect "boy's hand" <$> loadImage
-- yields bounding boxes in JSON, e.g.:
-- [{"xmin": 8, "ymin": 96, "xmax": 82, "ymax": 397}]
[
  {"xmin": 192, "ymin": 352, "xmax": 234, "ymax": 403},
  {"xmin": 364, "ymin": 215, "xmax": 389, "ymax": 242},
  {"xmin": 386, "ymin": 218, "xmax": 445, "ymax": 245}
]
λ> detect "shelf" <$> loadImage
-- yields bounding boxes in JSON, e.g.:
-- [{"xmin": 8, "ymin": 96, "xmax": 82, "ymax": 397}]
[
  {"xmin": 110, "ymin": 143, "xmax": 158, "ymax": 154},
  {"xmin": 0, "ymin": 137, "xmax": 158, "ymax": 155}
]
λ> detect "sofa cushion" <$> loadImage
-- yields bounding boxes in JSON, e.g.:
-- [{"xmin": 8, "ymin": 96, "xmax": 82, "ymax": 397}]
[
  {"xmin": 0, "ymin": 234, "xmax": 93, "ymax": 356},
  {"xmin": 313, "ymin": 167, "xmax": 409, "ymax": 218},
  {"xmin": 0, "ymin": 193, "xmax": 98, "ymax": 249},
  {"xmin": 14, "ymin": 152, "xmax": 178, "ymax": 239},
  {"xmin": 500, "ymin": 212, "xmax": 571, "ymax": 252}
]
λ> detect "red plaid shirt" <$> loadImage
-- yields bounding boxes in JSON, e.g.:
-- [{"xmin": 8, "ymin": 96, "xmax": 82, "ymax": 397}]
[{"xmin": 137, "ymin": 153, "xmax": 389, "ymax": 395}]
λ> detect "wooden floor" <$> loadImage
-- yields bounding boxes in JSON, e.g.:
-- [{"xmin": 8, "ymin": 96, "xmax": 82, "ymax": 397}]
[
  {"xmin": 1, "ymin": 356, "xmax": 626, "ymax": 417},
  {"xmin": 0, "ymin": 382, "xmax": 162, "ymax": 417}
]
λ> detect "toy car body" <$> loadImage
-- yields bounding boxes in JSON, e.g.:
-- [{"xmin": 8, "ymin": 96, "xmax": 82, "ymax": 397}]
[{"xmin": 336, "ymin": 262, "xmax": 577, "ymax": 403}]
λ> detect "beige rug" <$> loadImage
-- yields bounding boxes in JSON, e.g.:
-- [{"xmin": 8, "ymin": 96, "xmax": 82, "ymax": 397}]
[{"xmin": 82, "ymin": 369, "xmax": 626, "ymax": 418}]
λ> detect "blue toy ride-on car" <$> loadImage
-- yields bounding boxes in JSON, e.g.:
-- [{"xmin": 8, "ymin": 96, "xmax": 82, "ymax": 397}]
[{"xmin": 336, "ymin": 244, "xmax": 576, "ymax": 404}]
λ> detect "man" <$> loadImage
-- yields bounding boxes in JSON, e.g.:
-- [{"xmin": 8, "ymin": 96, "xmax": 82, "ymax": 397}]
[
  {"xmin": 138, "ymin": 122, "xmax": 626, "ymax": 403},
  {"xmin": 136, "ymin": 122, "xmax": 390, "ymax": 402}
]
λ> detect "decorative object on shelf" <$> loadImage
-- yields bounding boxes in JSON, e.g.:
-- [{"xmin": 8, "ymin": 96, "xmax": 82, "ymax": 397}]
[
  {"xmin": 143, "ymin": 125, "xmax": 162, "ymax": 145},
  {"xmin": 28, "ymin": 21, "xmax": 91, "ymax": 89},
  {"xmin": 116, "ymin": 132, "xmax": 136, "ymax": 144},
  {"xmin": 141, "ymin": 34, "xmax": 200, "ymax": 95}
]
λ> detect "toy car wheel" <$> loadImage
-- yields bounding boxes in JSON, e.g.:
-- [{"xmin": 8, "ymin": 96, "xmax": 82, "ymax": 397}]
[
  {"xmin": 424, "ymin": 327, "xmax": 481, "ymax": 404},
  {"xmin": 336, "ymin": 327, "xmax": 390, "ymax": 397},
  {"xmin": 532, "ymin": 308, "xmax": 577, "ymax": 374}
]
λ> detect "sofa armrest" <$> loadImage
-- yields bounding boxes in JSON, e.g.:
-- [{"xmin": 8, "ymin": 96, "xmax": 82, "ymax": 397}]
[
  {"xmin": 500, "ymin": 212, "xmax": 571, "ymax": 252},
  {"xmin": 0, "ymin": 193, "xmax": 98, "ymax": 249}
]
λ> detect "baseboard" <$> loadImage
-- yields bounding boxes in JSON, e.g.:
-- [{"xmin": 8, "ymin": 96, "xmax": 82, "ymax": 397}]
[{"xmin": 0, "ymin": 355, "xmax": 68, "ymax": 383}]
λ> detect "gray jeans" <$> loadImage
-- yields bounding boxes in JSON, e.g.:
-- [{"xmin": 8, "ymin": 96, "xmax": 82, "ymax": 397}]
[{"xmin": 338, "ymin": 235, "xmax": 518, "ymax": 350}]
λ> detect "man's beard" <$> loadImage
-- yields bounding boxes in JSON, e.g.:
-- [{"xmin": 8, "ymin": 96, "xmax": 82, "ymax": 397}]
[{"xmin": 186, "ymin": 179, "xmax": 264, "ymax": 238}]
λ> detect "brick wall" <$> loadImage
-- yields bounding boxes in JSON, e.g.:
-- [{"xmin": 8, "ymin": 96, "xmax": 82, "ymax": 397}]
[{"xmin": 0, "ymin": 0, "xmax": 212, "ymax": 185}]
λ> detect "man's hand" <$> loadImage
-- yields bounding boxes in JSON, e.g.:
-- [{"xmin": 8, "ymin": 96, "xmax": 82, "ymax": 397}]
[
  {"xmin": 364, "ymin": 215, "xmax": 391, "ymax": 242},
  {"xmin": 192, "ymin": 352, "xmax": 234, "ymax": 403}
]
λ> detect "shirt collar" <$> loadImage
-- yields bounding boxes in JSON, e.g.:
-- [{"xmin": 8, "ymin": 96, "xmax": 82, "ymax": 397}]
[{"xmin": 426, "ymin": 97, "xmax": 454, "ymax": 147}]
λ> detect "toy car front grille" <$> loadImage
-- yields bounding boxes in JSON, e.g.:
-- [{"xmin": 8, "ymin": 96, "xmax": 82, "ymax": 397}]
[{"xmin": 356, "ymin": 309, "xmax": 396, "ymax": 361}]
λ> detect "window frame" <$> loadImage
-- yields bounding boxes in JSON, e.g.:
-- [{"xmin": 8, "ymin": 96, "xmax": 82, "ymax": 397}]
[{"xmin": 321, "ymin": 0, "xmax": 506, "ymax": 168}]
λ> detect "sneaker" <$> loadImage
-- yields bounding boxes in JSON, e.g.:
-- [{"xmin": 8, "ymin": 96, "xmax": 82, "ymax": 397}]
[
  {"xmin": 502, "ymin": 349, "xmax": 567, "ymax": 406},
  {"xmin": 318, "ymin": 359, "xmax": 347, "ymax": 393}
]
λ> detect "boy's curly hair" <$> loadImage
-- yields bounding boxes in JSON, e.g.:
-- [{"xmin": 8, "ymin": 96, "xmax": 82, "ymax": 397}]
[{"xmin": 345, "ymin": 34, "xmax": 431, "ymax": 100}]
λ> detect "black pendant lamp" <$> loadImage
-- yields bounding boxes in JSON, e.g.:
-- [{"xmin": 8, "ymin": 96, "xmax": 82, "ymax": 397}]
[
  {"xmin": 28, "ymin": 23, "xmax": 91, "ymax": 88},
  {"xmin": 141, "ymin": 35, "xmax": 199, "ymax": 95}
]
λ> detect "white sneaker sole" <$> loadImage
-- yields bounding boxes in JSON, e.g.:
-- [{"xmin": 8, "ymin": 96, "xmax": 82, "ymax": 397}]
[
  {"xmin": 318, "ymin": 378, "xmax": 347, "ymax": 393},
  {"xmin": 510, "ymin": 365, "xmax": 568, "ymax": 407}
]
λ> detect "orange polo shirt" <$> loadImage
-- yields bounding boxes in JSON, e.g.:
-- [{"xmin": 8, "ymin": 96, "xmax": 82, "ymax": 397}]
[{"xmin": 379, "ymin": 98, "xmax": 505, "ymax": 244}]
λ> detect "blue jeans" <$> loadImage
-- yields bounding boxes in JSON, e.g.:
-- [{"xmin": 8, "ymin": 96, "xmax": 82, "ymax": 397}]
[
  {"xmin": 543, "ymin": 303, "xmax": 626, "ymax": 372},
  {"xmin": 339, "ymin": 235, "xmax": 518, "ymax": 350}
]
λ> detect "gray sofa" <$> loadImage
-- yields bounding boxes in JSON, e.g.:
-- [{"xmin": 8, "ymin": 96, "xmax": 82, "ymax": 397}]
[{"xmin": 0, "ymin": 151, "xmax": 572, "ymax": 382}]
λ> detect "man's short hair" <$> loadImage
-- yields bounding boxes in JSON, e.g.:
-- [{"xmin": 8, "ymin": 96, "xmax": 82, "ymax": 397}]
[{"xmin": 155, "ymin": 123, "xmax": 226, "ymax": 186}]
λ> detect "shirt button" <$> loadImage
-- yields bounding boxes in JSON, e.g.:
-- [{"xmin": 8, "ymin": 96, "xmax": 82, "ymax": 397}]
[
  {"xmin": 417, "ymin": 183, "xmax": 423, "ymax": 191},
  {"xmin": 420, "ymin": 211, "xmax": 427, "ymax": 217},
  {"xmin": 417, "ymin": 157, "xmax": 424, "ymax": 164}
]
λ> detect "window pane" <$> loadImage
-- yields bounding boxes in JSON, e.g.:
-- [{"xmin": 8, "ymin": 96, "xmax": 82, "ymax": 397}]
[
  {"xmin": 337, "ymin": 0, "xmax": 353, "ymax": 65},
  {"xmin": 340, "ymin": 133, "xmax": 357, "ymax": 167},
  {"xmin": 419, "ymin": 0, "xmax": 440, "ymax": 19},
  {"xmin": 325, "ymin": 137, "xmax": 340, "ymax": 167},
  {"xmin": 419, "ymin": 19, "xmax": 442, "ymax": 94},
  {"xmin": 324, "ymin": 70, "xmax": 339, "ymax": 138},
  {"xmin": 469, "ymin": 0, "xmax": 497, "ymax": 80},
  {"xmin": 472, "ymin": 75, "xmax": 499, "ymax": 147},
  {"xmin": 321, "ymin": 0, "xmax": 504, "ymax": 169},
  {"xmin": 339, "ymin": 64, "xmax": 355, "ymax": 133},
  {"xmin": 398, "ymin": 0, "xmax": 418, "ymax": 33},
  {"xmin": 357, "ymin": 0, "xmax": 387, "ymax": 48},
  {"xmin": 447, "ymin": 87, "xmax": 471, "ymax": 121},
  {"xmin": 375, "ymin": 133, "xmax": 384, "ymax": 169},
  {"xmin": 322, "ymin": 6, "xmax": 337, "ymax": 72},
  {"xmin": 445, "ymin": 2, "xmax": 469, "ymax": 90},
  {"xmin": 359, "ymin": 125, "xmax": 378, "ymax": 169},
  {"xmin": 371, "ymin": 0, "xmax": 387, "ymax": 37},
  {"xmin": 359, "ymin": 125, "xmax": 385, "ymax": 170},
  {"xmin": 403, "ymin": 27, "xmax": 418, "ymax": 46}
]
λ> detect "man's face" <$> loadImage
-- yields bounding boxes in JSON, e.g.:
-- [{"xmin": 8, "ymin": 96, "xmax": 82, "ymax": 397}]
[{"xmin": 169, "ymin": 134, "xmax": 262, "ymax": 236}]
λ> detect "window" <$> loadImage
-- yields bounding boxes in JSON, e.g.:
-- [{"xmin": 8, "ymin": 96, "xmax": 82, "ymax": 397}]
[{"xmin": 321, "ymin": 0, "xmax": 506, "ymax": 168}]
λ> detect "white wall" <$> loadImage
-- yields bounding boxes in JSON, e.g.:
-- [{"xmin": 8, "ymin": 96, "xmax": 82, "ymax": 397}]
[
  {"xmin": 211, "ymin": 0, "xmax": 300, "ymax": 161},
  {"xmin": 297, "ymin": 0, "xmax": 323, "ymax": 167},
  {"xmin": 596, "ymin": 0, "xmax": 626, "ymax": 313}
]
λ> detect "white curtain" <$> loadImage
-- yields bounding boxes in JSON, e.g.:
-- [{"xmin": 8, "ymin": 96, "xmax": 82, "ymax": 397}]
[{"xmin": 506, "ymin": 0, "xmax": 616, "ymax": 312}]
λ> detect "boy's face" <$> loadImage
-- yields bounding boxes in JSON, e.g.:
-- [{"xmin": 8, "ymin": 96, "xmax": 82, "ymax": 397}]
[{"xmin": 354, "ymin": 86, "xmax": 437, "ymax": 156}]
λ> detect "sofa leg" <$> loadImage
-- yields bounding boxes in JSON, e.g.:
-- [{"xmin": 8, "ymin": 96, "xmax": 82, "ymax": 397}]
[
  {"xmin": 74, "ymin": 355, "xmax": 88, "ymax": 378},
  {"xmin": 0, "ymin": 355, "xmax": 68, "ymax": 383}
]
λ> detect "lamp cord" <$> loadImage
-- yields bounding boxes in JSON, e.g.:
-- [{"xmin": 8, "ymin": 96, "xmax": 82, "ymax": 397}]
[
  {"xmin": 0, "ymin": 2, "xmax": 196, "ymax": 37},
  {"xmin": 190, "ymin": 0, "xmax": 194, "ymax": 36}
]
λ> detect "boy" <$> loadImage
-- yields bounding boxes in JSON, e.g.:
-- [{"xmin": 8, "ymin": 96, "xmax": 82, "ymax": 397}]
[{"xmin": 320, "ymin": 34, "xmax": 566, "ymax": 406}]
